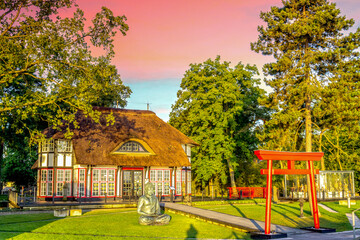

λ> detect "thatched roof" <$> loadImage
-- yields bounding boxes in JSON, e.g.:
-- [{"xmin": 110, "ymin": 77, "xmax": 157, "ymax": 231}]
[{"xmin": 38, "ymin": 107, "xmax": 197, "ymax": 168}]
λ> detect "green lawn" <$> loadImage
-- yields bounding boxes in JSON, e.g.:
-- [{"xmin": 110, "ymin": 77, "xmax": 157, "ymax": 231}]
[
  {"xmin": 0, "ymin": 201, "xmax": 353, "ymax": 239},
  {"xmin": 0, "ymin": 208, "xmax": 248, "ymax": 240},
  {"xmin": 198, "ymin": 201, "xmax": 352, "ymax": 232},
  {"xmin": 321, "ymin": 201, "xmax": 360, "ymax": 214}
]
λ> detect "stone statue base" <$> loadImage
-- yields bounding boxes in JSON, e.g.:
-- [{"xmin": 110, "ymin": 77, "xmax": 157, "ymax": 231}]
[{"xmin": 139, "ymin": 214, "xmax": 171, "ymax": 225}]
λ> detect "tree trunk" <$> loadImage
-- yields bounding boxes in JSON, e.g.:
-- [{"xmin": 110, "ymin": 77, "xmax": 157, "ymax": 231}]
[
  {"xmin": 227, "ymin": 158, "xmax": 238, "ymax": 198},
  {"xmin": 305, "ymin": 96, "xmax": 312, "ymax": 153},
  {"xmin": 319, "ymin": 130, "xmax": 325, "ymax": 171},
  {"xmin": 305, "ymin": 91, "xmax": 314, "ymax": 215},
  {"xmin": 336, "ymin": 131, "xmax": 343, "ymax": 171}
]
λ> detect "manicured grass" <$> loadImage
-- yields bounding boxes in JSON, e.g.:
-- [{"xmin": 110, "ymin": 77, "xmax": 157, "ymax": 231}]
[
  {"xmin": 321, "ymin": 201, "xmax": 360, "ymax": 214},
  {"xmin": 0, "ymin": 208, "xmax": 249, "ymax": 240},
  {"xmin": 198, "ymin": 201, "xmax": 351, "ymax": 232}
]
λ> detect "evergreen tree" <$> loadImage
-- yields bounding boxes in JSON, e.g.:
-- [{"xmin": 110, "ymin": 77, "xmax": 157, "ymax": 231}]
[{"xmin": 251, "ymin": 0, "xmax": 360, "ymax": 155}]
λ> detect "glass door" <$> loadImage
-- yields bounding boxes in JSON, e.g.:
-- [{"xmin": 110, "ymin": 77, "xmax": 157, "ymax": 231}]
[
  {"xmin": 122, "ymin": 170, "xmax": 143, "ymax": 197},
  {"xmin": 133, "ymin": 171, "xmax": 143, "ymax": 197},
  {"xmin": 122, "ymin": 171, "xmax": 132, "ymax": 197}
]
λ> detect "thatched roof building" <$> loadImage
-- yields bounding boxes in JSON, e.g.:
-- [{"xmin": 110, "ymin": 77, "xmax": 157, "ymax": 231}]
[
  {"xmin": 39, "ymin": 107, "xmax": 197, "ymax": 167},
  {"xmin": 34, "ymin": 107, "xmax": 197, "ymax": 200}
]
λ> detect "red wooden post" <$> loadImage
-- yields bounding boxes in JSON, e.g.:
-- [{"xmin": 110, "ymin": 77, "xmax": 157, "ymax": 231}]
[
  {"xmin": 287, "ymin": 160, "xmax": 295, "ymax": 169},
  {"xmin": 263, "ymin": 187, "xmax": 266, "ymax": 198},
  {"xmin": 308, "ymin": 160, "xmax": 320, "ymax": 229},
  {"xmin": 265, "ymin": 159, "xmax": 273, "ymax": 235}
]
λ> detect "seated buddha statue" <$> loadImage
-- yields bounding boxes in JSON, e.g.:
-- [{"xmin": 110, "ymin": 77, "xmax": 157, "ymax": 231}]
[{"xmin": 137, "ymin": 182, "xmax": 171, "ymax": 225}]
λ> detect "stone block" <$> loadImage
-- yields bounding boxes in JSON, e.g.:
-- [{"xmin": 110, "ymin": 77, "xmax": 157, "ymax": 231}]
[{"xmin": 54, "ymin": 208, "xmax": 69, "ymax": 217}]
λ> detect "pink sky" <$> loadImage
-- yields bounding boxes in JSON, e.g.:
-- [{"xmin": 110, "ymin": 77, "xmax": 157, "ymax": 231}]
[
  {"xmin": 74, "ymin": 0, "xmax": 284, "ymax": 81},
  {"xmin": 61, "ymin": 0, "xmax": 360, "ymax": 120}
]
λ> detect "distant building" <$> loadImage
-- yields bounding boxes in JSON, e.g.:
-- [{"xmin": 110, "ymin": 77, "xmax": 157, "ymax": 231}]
[{"xmin": 32, "ymin": 107, "xmax": 197, "ymax": 201}]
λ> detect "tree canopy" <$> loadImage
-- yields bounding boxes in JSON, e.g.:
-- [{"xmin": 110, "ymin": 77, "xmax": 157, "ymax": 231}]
[
  {"xmin": 251, "ymin": 0, "xmax": 360, "ymax": 189},
  {"xmin": 169, "ymin": 56, "xmax": 266, "ymax": 189},
  {"xmin": 0, "ymin": 0, "xmax": 131, "ymax": 140},
  {"xmin": 0, "ymin": 0, "xmax": 131, "ymax": 187},
  {"xmin": 251, "ymin": 0, "xmax": 360, "ymax": 153}
]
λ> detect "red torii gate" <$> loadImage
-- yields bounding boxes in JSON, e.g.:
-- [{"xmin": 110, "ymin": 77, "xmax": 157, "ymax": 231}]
[{"xmin": 254, "ymin": 150, "xmax": 323, "ymax": 235}]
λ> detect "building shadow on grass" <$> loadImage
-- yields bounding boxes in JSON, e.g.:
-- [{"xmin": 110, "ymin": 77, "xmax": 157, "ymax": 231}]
[{"xmin": 0, "ymin": 213, "xmax": 61, "ymax": 239}]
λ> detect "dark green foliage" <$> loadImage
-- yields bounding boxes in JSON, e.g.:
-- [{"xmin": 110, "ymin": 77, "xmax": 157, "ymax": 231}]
[
  {"xmin": 2, "ymin": 142, "xmax": 37, "ymax": 188},
  {"xmin": 0, "ymin": 0, "xmax": 132, "ymax": 187}
]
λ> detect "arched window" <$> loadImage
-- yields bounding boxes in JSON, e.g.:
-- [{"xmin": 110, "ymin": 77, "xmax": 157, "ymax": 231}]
[{"xmin": 116, "ymin": 141, "xmax": 148, "ymax": 153}]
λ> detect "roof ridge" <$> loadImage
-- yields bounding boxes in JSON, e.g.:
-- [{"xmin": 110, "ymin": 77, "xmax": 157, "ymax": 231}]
[{"xmin": 93, "ymin": 106, "xmax": 155, "ymax": 115}]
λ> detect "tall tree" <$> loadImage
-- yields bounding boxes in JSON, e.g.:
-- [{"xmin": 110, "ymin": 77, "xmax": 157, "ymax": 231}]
[
  {"xmin": 0, "ymin": 0, "xmax": 132, "ymax": 187},
  {"xmin": 251, "ymin": 0, "xmax": 360, "ymax": 154},
  {"xmin": 2, "ymin": 139, "xmax": 37, "ymax": 188},
  {"xmin": 169, "ymin": 56, "xmax": 266, "ymax": 192}
]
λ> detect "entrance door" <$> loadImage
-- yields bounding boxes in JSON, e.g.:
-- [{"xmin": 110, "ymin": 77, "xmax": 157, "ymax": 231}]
[{"xmin": 122, "ymin": 170, "xmax": 143, "ymax": 197}]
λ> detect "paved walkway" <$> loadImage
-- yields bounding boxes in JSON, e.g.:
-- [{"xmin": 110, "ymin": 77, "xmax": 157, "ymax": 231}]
[
  {"xmin": 287, "ymin": 230, "xmax": 360, "ymax": 240},
  {"xmin": 346, "ymin": 212, "xmax": 360, "ymax": 229},
  {"xmin": 162, "ymin": 202, "xmax": 306, "ymax": 234},
  {"xmin": 162, "ymin": 202, "xmax": 360, "ymax": 240},
  {"xmin": 318, "ymin": 203, "xmax": 338, "ymax": 213}
]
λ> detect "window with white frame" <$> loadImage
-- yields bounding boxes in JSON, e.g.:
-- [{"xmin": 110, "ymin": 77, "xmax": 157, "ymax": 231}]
[
  {"xmin": 92, "ymin": 169, "xmax": 116, "ymax": 197},
  {"xmin": 78, "ymin": 169, "xmax": 86, "ymax": 197},
  {"xmin": 65, "ymin": 154, "xmax": 72, "ymax": 166},
  {"xmin": 92, "ymin": 169, "xmax": 99, "ymax": 196},
  {"xmin": 40, "ymin": 153, "xmax": 54, "ymax": 167},
  {"xmin": 40, "ymin": 169, "xmax": 53, "ymax": 196},
  {"xmin": 57, "ymin": 140, "xmax": 72, "ymax": 152},
  {"xmin": 187, "ymin": 171, "xmax": 192, "ymax": 194},
  {"xmin": 150, "ymin": 170, "xmax": 156, "ymax": 182},
  {"xmin": 150, "ymin": 169, "xmax": 170, "ymax": 195},
  {"xmin": 41, "ymin": 154, "xmax": 47, "ymax": 167},
  {"xmin": 57, "ymin": 153, "xmax": 72, "ymax": 167},
  {"xmin": 164, "ymin": 170, "xmax": 170, "ymax": 195},
  {"xmin": 185, "ymin": 145, "xmax": 191, "ymax": 156},
  {"xmin": 176, "ymin": 170, "xmax": 182, "ymax": 195},
  {"xmin": 42, "ymin": 139, "xmax": 54, "ymax": 152},
  {"xmin": 56, "ymin": 169, "xmax": 72, "ymax": 196},
  {"xmin": 182, "ymin": 144, "xmax": 192, "ymax": 162},
  {"xmin": 175, "ymin": 170, "xmax": 191, "ymax": 195},
  {"xmin": 116, "ymin": 141, "xmax": 148, "ymax": 153}
]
